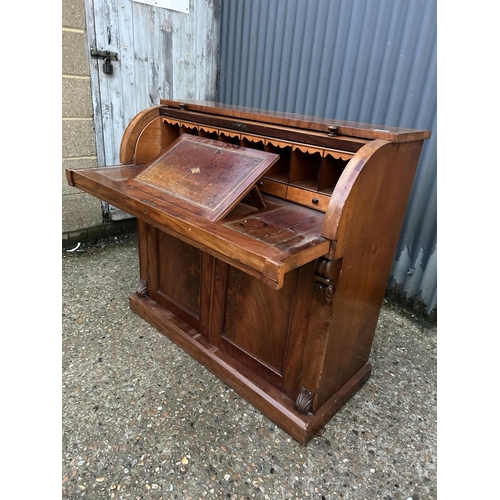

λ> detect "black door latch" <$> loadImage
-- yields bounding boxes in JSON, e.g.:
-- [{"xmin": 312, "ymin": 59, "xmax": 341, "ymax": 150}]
[{"xmin": 90, "ymin": 49, "xmax": 119, "ymax": 75}]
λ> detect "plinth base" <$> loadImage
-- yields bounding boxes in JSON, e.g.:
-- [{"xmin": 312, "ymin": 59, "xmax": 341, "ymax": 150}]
[{"xmin": 129, "ymin": 293, "xmax": 371, "ymax": 445}]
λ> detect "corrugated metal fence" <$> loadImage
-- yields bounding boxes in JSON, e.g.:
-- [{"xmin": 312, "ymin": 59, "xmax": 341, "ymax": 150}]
[{"xmin": 217, "ymin": 0, "xmax": 437, "ymax": 318}]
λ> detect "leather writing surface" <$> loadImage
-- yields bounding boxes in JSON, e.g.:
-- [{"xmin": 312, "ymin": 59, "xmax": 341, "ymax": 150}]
[{"xmin": 127, "ymin": 134, "xmax": 278, "ymax": 221}]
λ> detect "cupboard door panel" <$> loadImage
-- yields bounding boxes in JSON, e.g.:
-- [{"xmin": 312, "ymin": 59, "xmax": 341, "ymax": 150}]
[
  {"xmin": 148, "ymin": 230, "xmax": 208, "ymax": 332},
  {"xmin": 157, "ymin": 231, "xmax": 201, "ymax": 315},
  {"xmin": 221, "ymin": 266, "xmax": 297, "ymax": 376}
]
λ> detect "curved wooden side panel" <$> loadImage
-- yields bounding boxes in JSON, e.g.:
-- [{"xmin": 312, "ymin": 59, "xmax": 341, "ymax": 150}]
[
  {"xmin": 321, "ymin": 139, "xmax": 390, "ymax": 253},
  {"xmin": 308, "ymin": 139, "xmax": 424, "ymax": 410},
  {"xmin": 119, "ymin": 105, "xmax": 163, "ymax": 164},
  {"xmin": 134, "ymin": 116, "xmax": 165, "ymax": 165},
  {"xmin": 322, "ymin": 138, "xmax": 424, "ymax": 262}
]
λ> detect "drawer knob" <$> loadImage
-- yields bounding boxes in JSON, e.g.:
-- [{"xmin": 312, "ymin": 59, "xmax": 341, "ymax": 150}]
[
  {"xmin": 312, "ymin": 198, "xmax": 319, "ymax": 204},
  {"xmin": 257, "ymin": 181, "xmax": 264, "ymax": 187}
]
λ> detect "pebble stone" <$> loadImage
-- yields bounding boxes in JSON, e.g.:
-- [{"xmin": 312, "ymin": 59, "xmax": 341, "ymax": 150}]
[{"xmin": 62, "ymin": 233, "xmax": 437, "ymax": 499}]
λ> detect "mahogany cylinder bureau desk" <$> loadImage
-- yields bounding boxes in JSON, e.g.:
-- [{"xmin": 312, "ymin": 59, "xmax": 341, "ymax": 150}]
[{"xmin": 66, "ymin": 99, "xmax": 431, "ymax": 444}]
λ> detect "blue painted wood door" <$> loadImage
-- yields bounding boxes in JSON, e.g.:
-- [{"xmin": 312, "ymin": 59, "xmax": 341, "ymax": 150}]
[{"xmin": 84, "ymin": 0, "xmax": 220, "ymax": 219}]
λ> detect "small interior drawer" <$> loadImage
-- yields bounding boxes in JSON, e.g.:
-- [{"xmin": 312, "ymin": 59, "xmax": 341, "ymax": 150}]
[
  {"xmin": 286, "ymin": 186, "xmax": 330, "ymax": 211},
  {"xmin": 258, "ymin": 178, "xmax": 288, "ymax": 198}
]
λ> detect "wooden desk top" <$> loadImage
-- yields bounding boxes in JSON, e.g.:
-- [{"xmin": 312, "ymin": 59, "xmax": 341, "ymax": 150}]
[
  {"xmin": 66, "ymin": 163, "xmax": 330, "ymax": 289},
  {"xmin": 160, "ymin": 99, "xmax": 432, "ymax": 143}
]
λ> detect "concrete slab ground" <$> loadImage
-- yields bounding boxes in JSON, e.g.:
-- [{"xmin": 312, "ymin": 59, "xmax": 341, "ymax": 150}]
[{"xmin": 62, "ymin": 233, "xmax": 437, "ymax": 499}]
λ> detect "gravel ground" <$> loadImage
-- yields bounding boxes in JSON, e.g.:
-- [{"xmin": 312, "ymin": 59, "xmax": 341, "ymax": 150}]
[{"xmin": 62, "ymin": 233, "xmax": 437, "ymax": 499}]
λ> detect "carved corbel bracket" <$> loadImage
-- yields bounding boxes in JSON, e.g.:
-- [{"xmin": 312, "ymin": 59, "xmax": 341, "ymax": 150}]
[
  {"xmin": 312, "ymin": 277, "xmax": 334, "ymax": 306},
  {"xmin": 295, "ymin": 386, "xmax": 314, "ymax": 414},
  {"xmin": 136, "ymin": 279, "xmax": 149, "ymax": 298},
  {"xmin": 312, "ymin": 257, "xmax": 339, "ymax": 306}
]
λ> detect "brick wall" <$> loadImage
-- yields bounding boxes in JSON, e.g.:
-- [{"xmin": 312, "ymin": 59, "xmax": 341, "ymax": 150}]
[{"xmin": 62, "ymin": 0, "xmax": 105, "ymax": 243}]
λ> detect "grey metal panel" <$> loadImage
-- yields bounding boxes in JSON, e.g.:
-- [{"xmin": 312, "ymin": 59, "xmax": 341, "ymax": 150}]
[{"xmin": 218, "ymin": 0, "xmax": 437, "ymax": 316}]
